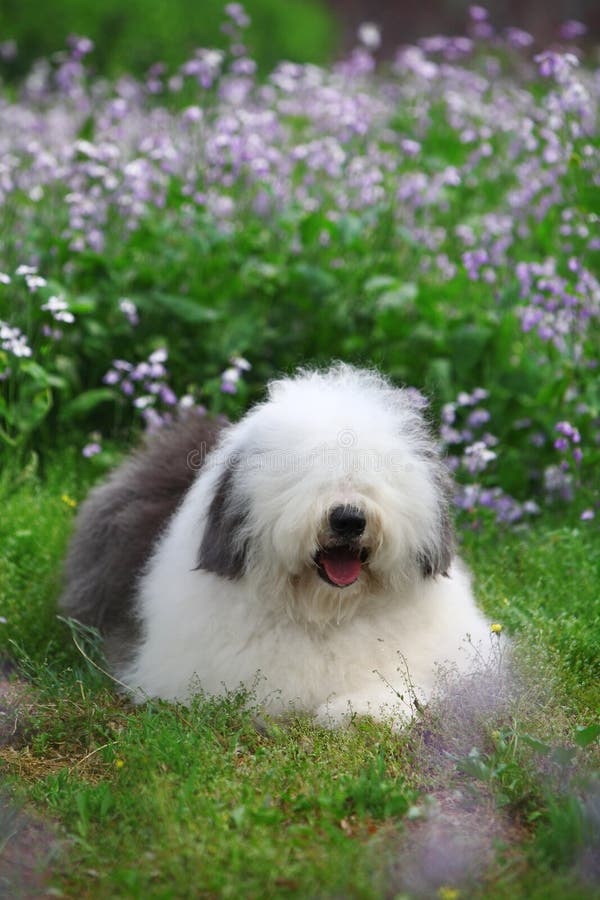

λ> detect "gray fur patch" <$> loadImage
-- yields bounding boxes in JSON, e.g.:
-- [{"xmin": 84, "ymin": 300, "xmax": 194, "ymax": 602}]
[
  {"xmin": 196, "ymin": 460, "xmax": 249, "ymax": 579},
  {"xmin": 415, "ymin": 445, "xmax": 455, "ymax": 579},
  {"xmin": 59, "ymin": 416, "xmax": 224, "ymax": 667}
]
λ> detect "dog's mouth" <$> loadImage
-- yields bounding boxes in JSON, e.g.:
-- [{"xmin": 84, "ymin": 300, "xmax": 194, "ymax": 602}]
[{"xmin": 315, "ymin": 545, "xmax": 369, "ymax": 588}]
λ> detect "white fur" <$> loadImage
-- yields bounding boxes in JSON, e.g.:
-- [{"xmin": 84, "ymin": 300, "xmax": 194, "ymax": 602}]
[{"xmin": 120, "ymin": 366, "xmax": 491, "ymax": 724}]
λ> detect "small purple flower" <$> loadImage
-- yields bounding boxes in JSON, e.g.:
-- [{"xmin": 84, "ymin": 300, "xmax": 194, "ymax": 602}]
[
  {"xmin": 224, "ymin": 3, "xmax": 250, "ymax": 29},
  {"xmin": 580, "ymin": 509, "xmax": 595, "ymax": 521},
  {"xmin": 67, "ymin": 34, "xmax": 94, "ymax": 59},
  {"xmin": 113, "ymin": 360, "xmax": 133, "ymax": 373},
  {"xmin": 0, "ymin": 40, "xmax": 17, "ymax": 62},
  {"xmin": 400, "ymin": 138, "xmax": 421, "ymax": 157},
  {"xmin": 441, "ymin": 403, "xmax": 456, "ymax": 425},
  {"xmin": 41, "ymin": 325, "xmax": 60, "ymax": 340},
  {"xmin": 119, "ymin": 298, "xmax": 139, "ymax": 326},
  {"xmin": 463, "ymin": 441, "xmax": 497, "ymax": 474},
  {"xmin": 467, "ymin": 408, "xmax": 491, "ymax": 428},
  {"xmin": 463, "ymin": 249, "xmax": 488, "ymax": 280},
  {"xmin": 559, "ymin": 20, "xmax": 587, "ymax": 41},
  {"xmin": 183, "ymin": 106, "xmax": 203, "ymax": 124},
  {"xmin": 82, "ymin": 442, "xmax": 102, "ymax": 458},
  {"xmin": 469, "ymin": 5, "xmax": 488, "ymax": 22},
  {"xmin": 504, "ymin": 27, "xmax": 533, "ymax": 49},
  {"xmin": 159, "ymin": 385, "xmax": 178, "ymax": 406}
]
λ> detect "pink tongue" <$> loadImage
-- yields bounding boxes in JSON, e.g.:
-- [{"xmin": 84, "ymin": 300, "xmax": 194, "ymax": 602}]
[{"xmin": 322, "ymin": 552, "xmax": 362, "ymax": 586}]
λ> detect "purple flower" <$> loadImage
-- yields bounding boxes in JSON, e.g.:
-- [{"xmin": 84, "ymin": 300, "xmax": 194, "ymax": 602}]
[
  {"xmin": 463, "ymin": 441, "xmax": 497, "ymax": 474},
  {"xmin": 463, "ymin": 249, "xmax": 488, "ymax": 280},
  {"xmin": 159, "ymin": 385, "xmax": 178, "ymax": 406},
  {"xmin": 119, "ymin": 298, "xmax": 139, "ymax": 326},
  {"xmin": 580, "ymin": 509, "xmax": 595, "ymax": 521},
  {"xmin": 224, "ymin": 3, "xmax": 250, "ymax": 29},
  {"xmin": 559, "ymin": 20, "xmax": 587, "ymax": 41},
  {"xmin": 467, "ymin": 408, "xmax": 491, "ymax": 428},
  {"xmin": 504, "ymin": 28, "xmax": 533, "ymax": 49},
  {"xmin": 468, "ymin": 5, "xmax": 488, "ymax": 22},
  {"xmin": 82, "ymin": 442, "xmax": 102, "ymax": 458},
  {"xmin": 0, "ymin": 40, "xmax": 17, "ymax": 62}
]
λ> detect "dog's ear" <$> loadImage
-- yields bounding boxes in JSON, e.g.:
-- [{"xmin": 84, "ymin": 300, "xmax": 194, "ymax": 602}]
[
  {"xmin": 416, "ymin": 505, "xmax": 454, "ymax": 578},
  {"xmin": 416, "ymin": 463, "xmax": 455, "ymax": 578},
  {"xmin": 196, "ymin": 462, "xmax": 249, "ymax": 579}
]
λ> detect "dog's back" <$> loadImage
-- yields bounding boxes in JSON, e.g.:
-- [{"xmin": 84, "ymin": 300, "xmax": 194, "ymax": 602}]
[{"xmin": 59, "ymin": 416, "xmax": 223, "ymax": 662}]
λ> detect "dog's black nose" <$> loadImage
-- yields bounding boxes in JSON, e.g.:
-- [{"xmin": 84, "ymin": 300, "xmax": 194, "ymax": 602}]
[{"xmin": 329, "ymin": 505, "xmax": 366, "ymax": 538}]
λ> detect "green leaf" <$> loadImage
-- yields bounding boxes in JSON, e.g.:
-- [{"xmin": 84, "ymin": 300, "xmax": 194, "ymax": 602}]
[
  {"xmin": 61, "ymin": 388, "xmax": 116, "ymax": 420},
  {"xmin": 376, "ymin": 284, "xmax": 418, "ymax": 311},
  {"xmin": 573, "ymin": 723, "xmax": 600, "ymax": 749},
  {"xmin": 521, "ymin": 734, "xmax": 552, "ymax": 757},
  {"xmin": 69, "ymin": 295, "xmax": 98, "ymax": 315},
  {"xmin": 364, "ymin": 275, "xmax": 400, "ymax": 294},
  {"xmin": 455, "ymin": 747, "xmax": 491, "ymax": 781},
  {"xmin": 143, "ymin": 292, "xmax": 221, "ymax": 324},
  {"xmin": 19, "ymin": 360, "xmax": 52, "ymax": 386}
]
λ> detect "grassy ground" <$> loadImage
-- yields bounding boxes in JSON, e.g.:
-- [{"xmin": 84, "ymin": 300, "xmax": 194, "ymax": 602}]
[{"xmin": 0, "ymin": 460, "xmax": 599, "ymax": 898}]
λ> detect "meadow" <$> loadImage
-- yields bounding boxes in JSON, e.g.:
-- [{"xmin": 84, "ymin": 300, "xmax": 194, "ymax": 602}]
[{"xmin": 0, "ymin": 4, "xmax": 599, "ymax": 897}]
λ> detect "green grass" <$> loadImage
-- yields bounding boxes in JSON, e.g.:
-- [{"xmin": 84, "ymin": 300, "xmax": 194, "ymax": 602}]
[{"xmin": 0, "ymin": 461, "xmax": 598, "ymax": 898}]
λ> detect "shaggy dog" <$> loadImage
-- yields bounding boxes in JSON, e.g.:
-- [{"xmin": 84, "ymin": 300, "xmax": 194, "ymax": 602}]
[{"xmin": 60, "ymin": 365, "xmax": 490, "ymax": 724}]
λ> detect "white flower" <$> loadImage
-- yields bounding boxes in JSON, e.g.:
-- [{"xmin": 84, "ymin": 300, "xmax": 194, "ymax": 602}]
[
  {"xmin": 25, "ymin": 275, "xmax": 47, "ymax": 292},
  {"xmin": 134, "ymin": 395, "xmax": 155, "ymax": 409},
  {"xmin": 149, "ymin": 348, "xmax": 168, "ymax": 364},
  {"xmin": 358, "ymin": 22, "xmax": 381, "ymax": 51},
  {"xmin": 42, "ymin": 295, "xmax": 75, "ymax": 324},
  {"xmin": 230, "ymin": 355, "xmax": 251, "ymax": 372},
  {"xmin": 222, "ymin": 367, "xmax": 240, "ymax": 384}
]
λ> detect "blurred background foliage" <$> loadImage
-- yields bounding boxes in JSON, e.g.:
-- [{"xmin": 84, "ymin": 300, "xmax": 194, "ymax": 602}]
[
  {"xmin": 0, "ymin": 0, "xmax": 338, "ymax": 79},
  {"xmin": 2, "ymin": 0, "xmax": 598, "ymax": 83}
]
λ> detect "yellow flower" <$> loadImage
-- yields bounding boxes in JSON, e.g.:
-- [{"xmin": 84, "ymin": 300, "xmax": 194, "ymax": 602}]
[
  {"xmin": 61, "ymin": 493, "xmax": 77, "ymax": 509},
  {"xmin": 491, "ymin": 623, "xmax": 503, "ymax": 635},
  {"xmin": 115, "ymin": 758, "xmax": 125, "ymax": 769},
  {"xmin": 438, "ymin": 888, "xmax": 461, "ymax": 900}
]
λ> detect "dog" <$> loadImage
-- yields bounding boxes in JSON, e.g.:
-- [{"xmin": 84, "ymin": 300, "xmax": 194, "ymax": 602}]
[{"xmin": 60, "ymin": 364, "xmax": 491, "ymax": 724}]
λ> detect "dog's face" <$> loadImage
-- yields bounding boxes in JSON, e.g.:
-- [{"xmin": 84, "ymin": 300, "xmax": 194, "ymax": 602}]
[{"xmin": 197, "ymin": 366, "xmax": 454, "ymax": 625}]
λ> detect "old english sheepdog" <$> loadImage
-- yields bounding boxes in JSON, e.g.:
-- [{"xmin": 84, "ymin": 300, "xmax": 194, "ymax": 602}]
[{"xmin": 60, "ymin": 365, "xmax": 491, "ymax": 724}]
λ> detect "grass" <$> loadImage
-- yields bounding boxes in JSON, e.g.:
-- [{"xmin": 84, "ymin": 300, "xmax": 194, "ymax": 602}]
[{"xmin": 0, "ymin": 460, "xmax": 599, "ymax": 898}]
